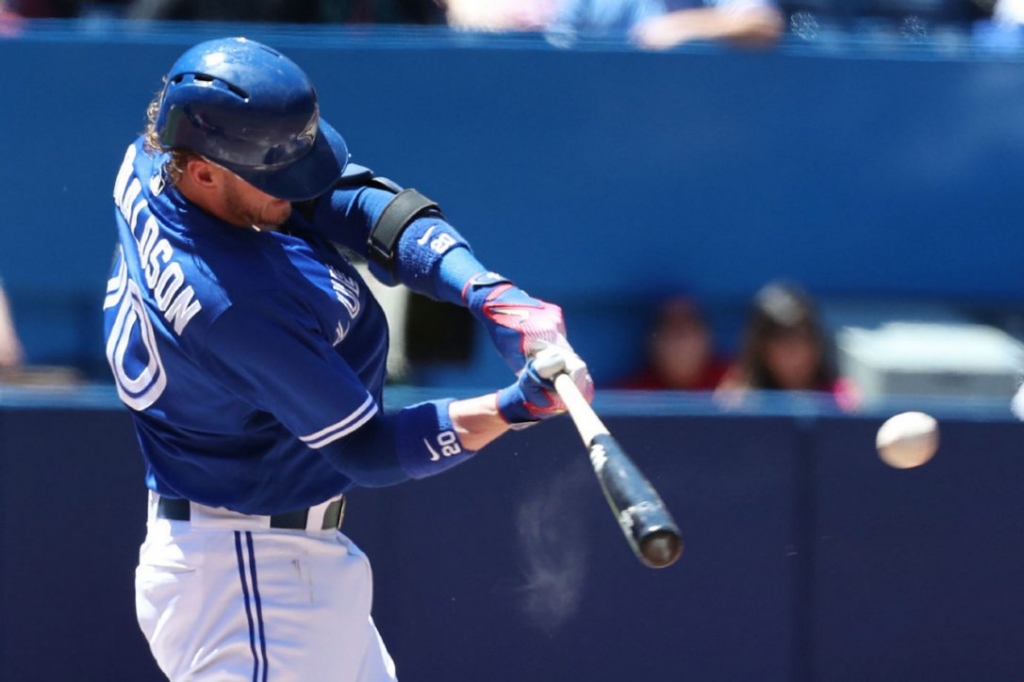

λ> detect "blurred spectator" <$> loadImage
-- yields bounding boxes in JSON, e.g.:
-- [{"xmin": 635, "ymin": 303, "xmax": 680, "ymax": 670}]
[
  {"xmin": 866, "ymin": 0, "xmax": 991, "ymax": 25},
  {"xmin": 781, "ymin": 0, "xmax": 991, "ymax": 39},
  {"xmin": 2, "ymin": 0, "xmax": 135, "ymax": 18},
  {"xmin": 126, "ymin": 0, "xmax": 444, "ymax": 23},
  {"xmin": 443, "ymin": 0, "xmax": 557, "ymax": 29},
  {"xmin": 322, "ymin": 0, "xmax": 446, "ymax": 23},
  {"xmin": 0, "ymin": 276, "xmax": 83, "ymax": 386},
  {"xmin": 126, "ymin": 0, "xmax": 319, "ymax": 21},
  {"xmin": 0, "ymin": 279, "xmax": 24, "ymax": 372},
  {"xmin": 0, "ymin": 3, "xmax": 25, "ymax": 35},
  {"xmin": 550, "ymin": 0, "xmax": 783, "ymax": 49},
  {"xmin": 4, "ymin": 0, "xmax": 79, "ymax": 16},
  {"xmin": 975, "ymin": 0, "xmax": 1023, "ymax": 44},
  {"xmin": 716, "ymin": 281, "xmax": 858, "ymax": 409},
  {"xmin": 991, "ymin": 0, "xmax": 1021, "ymax": 24},
  {"xmin": 634, "ymin": 0, "xmax": 784, "ymax": 48},
  {"xmin": 617, "ymin": 295, "xmax": 730, "ymax": 391}
]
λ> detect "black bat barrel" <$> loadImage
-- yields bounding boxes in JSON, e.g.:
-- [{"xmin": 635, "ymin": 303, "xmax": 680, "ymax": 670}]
[{"xmin": 591, "ymin": 434, "xmax": 683, "ymax": 569}]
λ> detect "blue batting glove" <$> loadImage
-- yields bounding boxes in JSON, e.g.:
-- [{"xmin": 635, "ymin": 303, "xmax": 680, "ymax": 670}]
[
  {"xmin": 462, "ymin": 272, "xmax": 568, "ymax": 372},
  {"xmin": 464, "ymin": 272, "xmax": 595, "ymax": 405},
  {"xmin": 495, "ymin": 347, "xmax": 571, "ymax": 428}
]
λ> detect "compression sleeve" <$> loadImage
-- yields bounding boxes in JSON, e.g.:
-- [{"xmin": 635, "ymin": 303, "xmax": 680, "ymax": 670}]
[
  {"xmin": 317, "ymin": 185, "xmax": 485, "ymax": 300},
  {"xmin": 311, "ymin": 397, "xmax": 477, "ymax": 485}
]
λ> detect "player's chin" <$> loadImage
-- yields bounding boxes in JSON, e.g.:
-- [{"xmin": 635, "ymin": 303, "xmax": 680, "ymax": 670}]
[{"xmin": 263, "ymin": 200, "xmax": 292, "ymax": 226}]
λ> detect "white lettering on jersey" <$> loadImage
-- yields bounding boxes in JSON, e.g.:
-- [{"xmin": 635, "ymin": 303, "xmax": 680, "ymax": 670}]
[
  {"xmin": 113, "ymin": 145, "xmax": 202, "ymax": 337},
  {"xmin": 106, "ymin": 143, "xmax": 206, "ymax": 410},
  {"xmin": 103, "ymin": 246, "xmax": 128, "ymax": 311},
  {"xmin": 106, "ymin": 276, "xmax": 168, "ymax": 411},
  {"xmin": 327, "ymin": 267, "xmax": 361, "ymax": 345},
  {"xmin": 328, "ymin": 267, "xmax": 360, "ymax": 318}
]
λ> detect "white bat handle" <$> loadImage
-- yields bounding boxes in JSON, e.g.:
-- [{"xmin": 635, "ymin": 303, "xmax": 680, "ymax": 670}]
[{"xmin": 553, "ymin": 373, "xmax": 608, "ymax": 444}]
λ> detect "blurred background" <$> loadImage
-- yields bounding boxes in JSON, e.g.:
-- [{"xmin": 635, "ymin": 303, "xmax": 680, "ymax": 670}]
[{"xmin": 2, "ymin": 3, "xmax": 1024, "ymax": 681}]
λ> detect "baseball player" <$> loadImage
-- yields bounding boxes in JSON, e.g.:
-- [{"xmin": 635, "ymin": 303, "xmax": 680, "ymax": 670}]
[
  {"xmin": 0, "ymin": 276, "xmax": 23, "ymax": 370},
  {"xmin": 103, "ymin": 37, "xmax": 592, "ymax": 682}
]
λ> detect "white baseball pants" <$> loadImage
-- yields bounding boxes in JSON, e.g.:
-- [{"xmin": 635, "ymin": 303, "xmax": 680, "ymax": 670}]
[{"xmin": 135, "ymin": 495, "xmax": 398, "ymax": 681}]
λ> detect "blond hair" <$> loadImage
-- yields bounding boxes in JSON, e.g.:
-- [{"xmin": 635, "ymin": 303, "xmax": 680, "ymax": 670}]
[{"xmin": 143, "ymin": 86, "xmax": 197, "ymax": 187}]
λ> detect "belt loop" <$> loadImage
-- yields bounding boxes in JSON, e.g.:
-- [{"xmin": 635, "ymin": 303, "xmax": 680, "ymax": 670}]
[{"xmin": 322, "ymin": 497, "xmax": 346, "ymax": 530}]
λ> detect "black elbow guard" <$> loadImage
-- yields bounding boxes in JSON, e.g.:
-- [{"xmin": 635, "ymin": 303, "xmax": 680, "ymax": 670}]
[{"xmin": 366, "ymin": 178, "xmax": 444, "ymax": 275}]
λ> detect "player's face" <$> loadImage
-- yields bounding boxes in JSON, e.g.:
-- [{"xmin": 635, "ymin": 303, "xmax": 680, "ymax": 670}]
[{"xmin": 220, "ymin": 172, "xmax": 293, "ymax": 230}]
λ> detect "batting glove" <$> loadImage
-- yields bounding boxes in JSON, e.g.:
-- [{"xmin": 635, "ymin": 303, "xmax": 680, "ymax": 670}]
[
  {"xmin": 463, "ymin": 272, "xmax": 567, "ymax": 366},
  {"xmin": 463, "ymin": 272, "xmax": 594, "ymax": 401},
  {"xmin": 496, "ymin": 346, "xmax": 585, "ymax": 428}
]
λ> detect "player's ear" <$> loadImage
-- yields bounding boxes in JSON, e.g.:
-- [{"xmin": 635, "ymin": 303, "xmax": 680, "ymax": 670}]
[{"xmin": 185, "ymin": 157, "xmax": 219, "ymax": 190}]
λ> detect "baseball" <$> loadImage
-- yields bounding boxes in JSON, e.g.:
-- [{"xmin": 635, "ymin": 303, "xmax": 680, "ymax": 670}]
[{"xmin": 875, "ymin": 411, "xmax": 939, "ymax": 469}]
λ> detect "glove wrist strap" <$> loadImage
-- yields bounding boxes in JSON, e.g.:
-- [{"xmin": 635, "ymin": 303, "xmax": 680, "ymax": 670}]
[{"xmin": 495, "ymin": 386, "xmax": 539, "ymax": 426}]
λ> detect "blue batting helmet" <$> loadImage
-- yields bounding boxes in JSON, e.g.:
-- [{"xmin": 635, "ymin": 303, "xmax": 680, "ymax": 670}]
[{"xmin": 156, "ymin": 37, "xmax": 349, "ymax": 201}]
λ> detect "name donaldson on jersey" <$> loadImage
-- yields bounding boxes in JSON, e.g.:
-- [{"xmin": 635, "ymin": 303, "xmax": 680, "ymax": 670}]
[{"xmin": 112, "ymin": 144, "xmax": 202, "ymax": 337}]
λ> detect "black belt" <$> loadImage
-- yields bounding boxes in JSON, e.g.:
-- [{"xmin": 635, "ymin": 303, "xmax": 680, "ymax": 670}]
[{"xmin": 156, "ymin": 496, "xmax": 346, "ymax": 530}]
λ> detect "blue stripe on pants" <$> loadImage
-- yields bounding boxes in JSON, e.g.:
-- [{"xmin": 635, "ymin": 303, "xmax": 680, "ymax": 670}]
[
  {"xmin": 234, "ymin": 531, "xmax": 261, "ymax": 682},
  {"xmin": 245, "ymin": 531, "xmax": 270, "ymax": 682}
]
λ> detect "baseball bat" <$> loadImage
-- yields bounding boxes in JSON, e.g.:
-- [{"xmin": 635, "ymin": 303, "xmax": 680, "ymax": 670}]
[{"xmin": 553, "ymin": 373, "xmax": 683, "ymax": 569}]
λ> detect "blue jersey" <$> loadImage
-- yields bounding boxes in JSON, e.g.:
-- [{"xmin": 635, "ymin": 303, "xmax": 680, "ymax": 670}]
[{"xmin": 105, "ymin": 139, "xmax": 394, "ymax": 514}]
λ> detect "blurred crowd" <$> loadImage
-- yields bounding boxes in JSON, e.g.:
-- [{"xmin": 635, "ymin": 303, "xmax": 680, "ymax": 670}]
[
  {"xmin": 0, "ymin": 0, "xmax": 1010, "ymax": 402},
  {"xmin": 617, "ymin": 281, "xmax": 860, "ymax": 410},
  {"xmin": 3, "ymin": 0, "xmax": 1023, "ymax": 48},
  {"xmin": 0, "ymin": 277, "xmax": 82, "ymax": 386}
]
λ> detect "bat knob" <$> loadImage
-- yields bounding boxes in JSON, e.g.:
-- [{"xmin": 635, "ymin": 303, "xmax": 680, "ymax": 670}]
[{"xmin": 639, "ymin": 529, "xmax": 683, "ymax": 569}]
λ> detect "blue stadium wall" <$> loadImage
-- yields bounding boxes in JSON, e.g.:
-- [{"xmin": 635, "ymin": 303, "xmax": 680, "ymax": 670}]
[
  {"xmin": 1, "ymin": 390, "xmax": 1022, "ymax": 682},
  {"xmin": 2, "ymin": 25, "xmax": 1024, "ymax": 386}
]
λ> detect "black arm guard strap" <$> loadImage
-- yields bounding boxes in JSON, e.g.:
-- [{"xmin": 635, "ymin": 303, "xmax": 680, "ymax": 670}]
[{"xmin": 367, "ymin": 187, "xmax": 443, "ymax": 274}]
